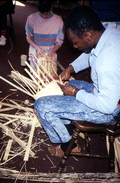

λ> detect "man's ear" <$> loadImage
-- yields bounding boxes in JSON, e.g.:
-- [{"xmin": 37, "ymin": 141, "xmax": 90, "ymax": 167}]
[{"xmin": 84, "ymin": 31, "xmax": 93, "ymax": 42}]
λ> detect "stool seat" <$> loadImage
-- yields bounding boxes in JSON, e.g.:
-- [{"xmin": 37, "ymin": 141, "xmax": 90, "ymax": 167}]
[{"xmin": 72, "ymin": 120, "xmax": 120, "ymax": 135}]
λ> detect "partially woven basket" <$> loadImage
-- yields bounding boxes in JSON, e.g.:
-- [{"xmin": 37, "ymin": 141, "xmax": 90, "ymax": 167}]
[{"xmin": 34, "ymin": 81, "xmax": 63, "ymax": 100}]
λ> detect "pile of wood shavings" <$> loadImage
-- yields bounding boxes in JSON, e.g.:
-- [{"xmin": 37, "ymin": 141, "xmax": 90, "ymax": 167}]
[{"xmin": 0, "ymin": 98, "xmax": 51, "ymax": 170}]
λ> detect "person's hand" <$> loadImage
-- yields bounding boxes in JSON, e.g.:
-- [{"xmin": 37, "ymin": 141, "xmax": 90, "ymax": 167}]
[
  {"xmin": 59, "ymin": 65, "xmax": 74, "ymax": 81},
  {"xmin": 61, "ymin": 85, "xmax": 79, "ymax": 96},
  {"xmin": 59, "ymin": 70, "xmax": 70, "ymax": 81},
  {"xmin": 37, "ymin": 47, "xmax": 44, "ymax": 57},
  {"xmin": 47, "ymin": 50, "xmax": 54, "ymax": 57},
  {"xmin": 52, "ymin": 73, "xmax": 59, "ymax": 80}
]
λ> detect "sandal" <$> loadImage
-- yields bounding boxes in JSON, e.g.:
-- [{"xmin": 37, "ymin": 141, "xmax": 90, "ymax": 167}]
[
  {"xmin": 48, "ymin": 144, "xmax": 81, "ymax": 158},
  {"xmin": 48, "ymin": 145, "xmax": 64, "ymax": 158}
]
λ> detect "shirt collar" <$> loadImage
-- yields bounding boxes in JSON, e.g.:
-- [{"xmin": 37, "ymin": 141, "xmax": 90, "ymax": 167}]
[
  {"xmin": 39, "ymin": 12, "xmax": 54, "ymax": 19},
  {"xmin": 91, "ymin": 27, "xmax": 112, "ymax": 57}
]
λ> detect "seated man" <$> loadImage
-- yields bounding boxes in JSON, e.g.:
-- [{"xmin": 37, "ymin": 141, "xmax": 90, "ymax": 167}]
[{"xmin": 34, "ymin": 5, "xmax": 120, "ymax": 158}]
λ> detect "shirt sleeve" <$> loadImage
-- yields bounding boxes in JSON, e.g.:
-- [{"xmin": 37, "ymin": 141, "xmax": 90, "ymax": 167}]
[
  {"xmin": 76, "ymin": 48, "xmax": 120, "ymax": 114},
  {"xmin": 25, "ymin": 15, "xmax": 34, "ymax": 38},
  {"xmin": 55, "ymin": 17, "xmax": 64, "ymax": 46},
  {"xmin": 70, "ymin": 53, "xmax": 90, "ymax": 73}
]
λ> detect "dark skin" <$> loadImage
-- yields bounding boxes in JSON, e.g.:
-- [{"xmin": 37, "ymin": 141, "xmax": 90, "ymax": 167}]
[{"xmin": 59, "ymin": 28, "xmax": 105, "ymax": 97}]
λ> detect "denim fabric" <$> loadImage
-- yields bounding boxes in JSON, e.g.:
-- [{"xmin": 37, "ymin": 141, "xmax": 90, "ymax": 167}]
[{"xmin": 34, "ymin": 80, "xmax": 120, "ymax": 143}]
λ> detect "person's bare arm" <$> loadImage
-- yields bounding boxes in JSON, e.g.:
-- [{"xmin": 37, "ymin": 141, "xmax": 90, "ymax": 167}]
[
  {"xmin": 48, "ymin": 44, "xmax": 61, "ymax": 56},
  {"xmin": 26, "ymin": 36, "xmax": 44, "ymax": 55}
]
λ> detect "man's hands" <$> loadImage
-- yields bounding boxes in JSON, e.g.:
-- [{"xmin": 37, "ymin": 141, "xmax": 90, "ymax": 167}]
[
  {"xmin": 58, "ymin": 65, "xmax": 79, "ymax": 96},
  {"xmin": 59, "ymin": 65, "xmax": 74, "ymax": 81},
  {"xmin": 60, "ymin": 85, "xmax": 79, "ymax": 97}
]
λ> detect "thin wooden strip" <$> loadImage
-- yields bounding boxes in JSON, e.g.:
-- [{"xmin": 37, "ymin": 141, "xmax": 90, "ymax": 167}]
[
  {"xmin": 57, "ymin": 61, "xmax": 74, "ymax": 82},
  {"xmin": 27, "ymin": 53, "xmax": 51, "ymax": 84},
  {"xmin": 24, "ymin": 120, "xmax": 36, "ymax": 161},
  {"xmin": 36, "ymin": 62, "xmax": 50, "ymax": 84},
  {"xmin": 16, "ymin": 72, "xmax": 36, "ymax": 95},
  {"xmin": 24, "ymin": 68, "xmax": 38, "ymax": 85},
  {"xmin": 57, "ymin": 60, "xmax": 65, "ymax": 71},
  {"xmin": 0, "ymin": 76, "xmax": 34, "ymax": 98},
  {"xmin": 0, "ymin": 113, "xmax": 33, "ymax": 120},
  {"xmin": 0, "ymin": 122, "xmax": 35, "ymax": 157},
  {"xmin": 8, "ymin": 59, "xmax": 15, "ymax": 70},
  {"xmin": 25, "ymin": 68, "xmax": 42, "ymax": 92},
  {"xmin": 10, "ymin": 70, "xmax": 35, "ymax": 85},
  {"xmin": 39, "ymin": 63, "xmax": 55, "ymax": 82},
  {"xmin": 0, "ymin": 107, "xmax": 15, "ymax": 112},
  {"xmin": 9, "ymin": 99, "xmax": 23, "ymax": 107},
  {"xmin": 10, "ymin": 99, "xmax": 33, "ymax": 111},
  {"xmin": 4, "ymin": 118, "xmax": 19, "ymax": 126},
  {"xmin": 25, "ymin": 61, "xmax": 47, "ymax": 88},
  {"xmin": 0, "ymin": 149, "xmax": 25, "ymax": 166},
  {"xmin": 13, "ymin": 77, "xmax": 34, "ymax": 95},
  {"xmin": 1, "ymin": 102, "xmax": 33, "ymax": 112},
  {"xmin": 33, "ymin": 54, "xmax": 53, "ymax": 81},
  {"xmin": 0, "ymin": 92, "xmax": 17, "ymax": 103},
  {"xmin": 3, "ymin": 139, "xmax": 13, "ymax": 161},
  {"xmin": 12, "ymin": 72, "xmax": 32, "ymax": 93},
  {"xmin": 24, "ymin": 68, "xmax": 42, "ymax": 91},
  {"xmin": 0, "ymin": 115, "xmax": 11, "ymax": 121}
]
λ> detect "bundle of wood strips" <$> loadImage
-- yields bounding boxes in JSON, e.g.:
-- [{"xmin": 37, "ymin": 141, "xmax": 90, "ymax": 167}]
[{"xmin": 0, "ymin": 56, "xmax": 64, "ymax": 100}]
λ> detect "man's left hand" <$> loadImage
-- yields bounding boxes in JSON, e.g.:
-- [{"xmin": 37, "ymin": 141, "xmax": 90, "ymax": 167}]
[{"xmin": 61, "ymin": 85, "xmax": 79, "ymax": 96}]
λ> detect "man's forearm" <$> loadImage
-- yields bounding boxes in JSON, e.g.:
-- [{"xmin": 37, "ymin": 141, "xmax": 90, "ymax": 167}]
[{"xmin": 66, "ymin": 65, "xmax": 75, "ymax": 74}]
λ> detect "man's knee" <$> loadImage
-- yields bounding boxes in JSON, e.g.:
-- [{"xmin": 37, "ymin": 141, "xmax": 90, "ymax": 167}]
[
  {"xmin": 34, "ymin": 98, "xmax": 42, "ymax": 111},
  {"xmin": 34, "ymin": 96, "xmax": 50, "ymax": 112}
]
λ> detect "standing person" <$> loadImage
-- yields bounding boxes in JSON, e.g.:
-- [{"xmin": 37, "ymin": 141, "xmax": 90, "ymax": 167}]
[
  {"xmin": 25, "ymin": 0, "xmax": 64, "ymax": 78},
  {"xmin": 0, "ymin": 0, "xmax": 15, "ymax": 46},
  {"xmin": 0, "ymin": 1, "xmax": 11, "ymax": 45},
  {"xmin": 34, "ymin": 5, "xmax": 120, "ymax": 158}
]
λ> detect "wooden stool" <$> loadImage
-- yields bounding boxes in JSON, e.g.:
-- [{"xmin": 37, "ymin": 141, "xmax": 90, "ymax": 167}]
[{"xmin": 58, "ymin": 118, "xmax": 120, "ymax": 173}]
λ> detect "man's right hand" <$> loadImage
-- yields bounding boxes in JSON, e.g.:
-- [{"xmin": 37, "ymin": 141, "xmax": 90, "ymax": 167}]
[{"xmin": 59, "ymin": 65, "xmax": 74, "ymax": 81}]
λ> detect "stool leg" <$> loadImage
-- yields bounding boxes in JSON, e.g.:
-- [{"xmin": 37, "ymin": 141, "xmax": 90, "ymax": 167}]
[
  {"xmin": 109, "ymin": 135, "xmax": 115, "ymax": 172},
  {"xmin": 58, "ymin": 127, "xmax": 80, "ymax": 173},
  {"xmin": 85, "ymin": 133, "xmax": 90, "ymax": 152}
]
